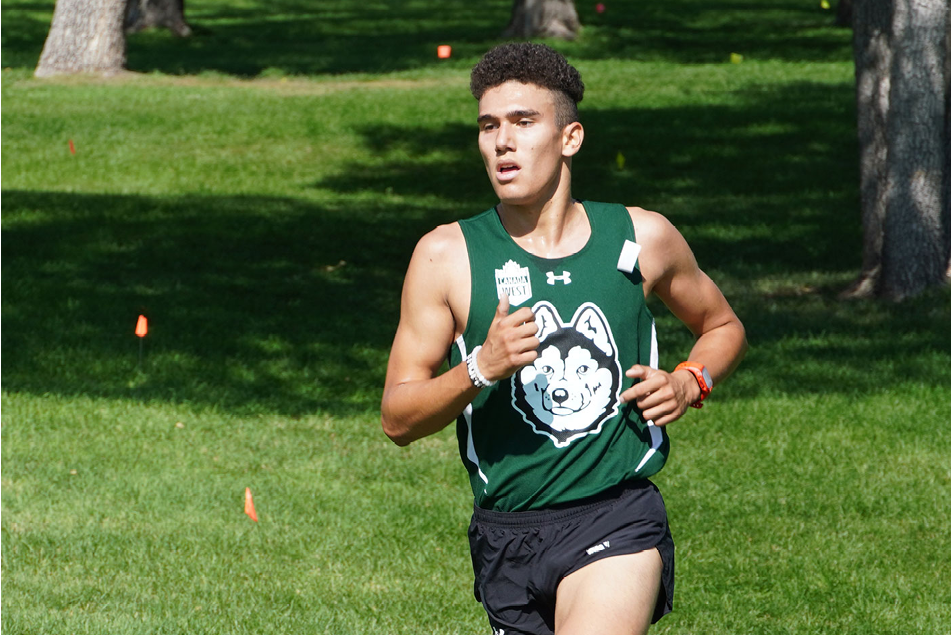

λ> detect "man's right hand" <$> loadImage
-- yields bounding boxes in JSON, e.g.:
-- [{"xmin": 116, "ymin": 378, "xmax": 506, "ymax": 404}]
[{"xmin": 477, "ymin": 295, "xmax": 540, "ymax": 381}]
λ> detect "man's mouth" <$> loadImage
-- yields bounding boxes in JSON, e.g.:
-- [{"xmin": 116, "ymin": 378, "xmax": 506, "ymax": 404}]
[{"xmin": 497, "ymin": 162, "xmax": 520, "ymax": 181}]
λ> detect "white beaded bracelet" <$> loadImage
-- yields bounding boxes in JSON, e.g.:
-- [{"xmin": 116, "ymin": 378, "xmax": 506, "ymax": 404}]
[{"xmin": 466, "ymin": 345, "xmax": 496, "ymax": 388}]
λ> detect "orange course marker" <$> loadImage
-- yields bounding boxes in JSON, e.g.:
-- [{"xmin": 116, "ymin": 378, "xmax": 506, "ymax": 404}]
[
  {"xmin": 135, "ymin": 315, "xmax": 148, "ymax": 337},
  {"xmin": 245, "ymin": 487, "xmax": 258, "ymax": 522},
  {"xmin": 69, "ymin": 139, "xmax": 76, "ymax": 155},
  {"xmin": 437, "ymin": 45, "xmax": 452, "ymax": 59}
]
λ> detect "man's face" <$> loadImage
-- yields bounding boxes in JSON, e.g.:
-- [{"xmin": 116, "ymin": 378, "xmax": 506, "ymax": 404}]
[{"xmin": 477, "ymin": 81, "xmax": 571, "ymax": 206}]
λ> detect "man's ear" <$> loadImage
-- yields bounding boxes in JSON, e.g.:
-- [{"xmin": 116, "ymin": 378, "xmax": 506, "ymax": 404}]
[{"xmin": 562, "ymin": 121, "xmax": 584, "ymax": 157}]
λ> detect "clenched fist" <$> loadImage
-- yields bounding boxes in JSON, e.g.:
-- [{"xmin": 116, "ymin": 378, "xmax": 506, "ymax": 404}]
[{"xmin": 476, "ymin": 295, "xmax": 540, "ymax": 382}]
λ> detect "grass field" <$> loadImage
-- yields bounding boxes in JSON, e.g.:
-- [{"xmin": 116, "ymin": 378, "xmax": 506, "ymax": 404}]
[{"xmin": 3, "ymin": 1, "xmax": 950, "ymax": 633}]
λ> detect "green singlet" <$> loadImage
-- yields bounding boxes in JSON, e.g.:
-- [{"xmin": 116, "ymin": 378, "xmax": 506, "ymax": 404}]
[{"xmin": 449, "ymin": 201, "xmax": 670, "ymax": 512}]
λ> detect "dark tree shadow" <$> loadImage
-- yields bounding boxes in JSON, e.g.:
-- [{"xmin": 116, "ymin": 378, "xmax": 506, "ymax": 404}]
[{"xmin": 2, "ymin": 191, "xmax": 451, "ymax": 416}]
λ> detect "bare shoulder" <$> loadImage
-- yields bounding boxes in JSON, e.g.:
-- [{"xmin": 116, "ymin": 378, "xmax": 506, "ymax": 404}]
[
  {"xmin": 626, "ymin": 206, "xmax": 682, "ymax": 248},
  {"xmin": 625, "ymin": 206, "xmax": 696, "ymax": 294},
  {"xmin": 405, "ymin": 221, "xmax": 470, "ymax": 334},
  {"xmin": 412, "ymin": 221, "xmax": 465, "ymax": 262},
  {"xmin": 408, "ymin": 222, "xmax": 468, "ymax": 293}
]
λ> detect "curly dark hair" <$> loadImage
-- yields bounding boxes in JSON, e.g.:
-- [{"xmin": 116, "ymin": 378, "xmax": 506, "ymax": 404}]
[{"xmin": 470, "ymin": 43, "xmax": 584, "ymax": 128}]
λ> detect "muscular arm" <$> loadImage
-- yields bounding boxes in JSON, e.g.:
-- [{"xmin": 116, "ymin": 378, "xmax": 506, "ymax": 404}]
[
  {"xmin": 622, "ymin": 208, "xmax": 747, "ymax": 425},
  {"xmin": 380, "ymin": 224, "xmax": 475, "ymax": 446},
  {"xmin": 381, "ymin": 224, "xmax": 539, "ymax": 446}
]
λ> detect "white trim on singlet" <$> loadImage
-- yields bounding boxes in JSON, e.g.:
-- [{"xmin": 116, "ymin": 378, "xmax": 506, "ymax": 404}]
[
  {"xmin": 650, "ymin": 319, "xmax": 659, "ymax": 370},
  {"xmin": 455, "ymin": 335, "xmax": 489, "ymax": 485},
  {"xmin": 636, "ymin": 320, "xmax": 664, "ymax": 473}
]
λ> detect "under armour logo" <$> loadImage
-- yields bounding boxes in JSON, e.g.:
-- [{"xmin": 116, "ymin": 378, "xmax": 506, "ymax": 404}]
[{"xmin": 546, "ymin": 271, "xmax": 571, "ymax": 285}]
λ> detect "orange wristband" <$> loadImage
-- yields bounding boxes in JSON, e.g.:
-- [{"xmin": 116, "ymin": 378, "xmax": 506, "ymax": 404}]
[{"xmin": 674, "ymin": 361, "xmax": 712, "ymax": 409}]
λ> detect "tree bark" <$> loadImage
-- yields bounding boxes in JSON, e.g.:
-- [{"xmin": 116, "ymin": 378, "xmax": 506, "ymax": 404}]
[
  {"xmin": 846, "ymin": 0, "xmax": 951, "ymax": 301},
  {"xmin": 35, "ymin": 0, "xmax": 127, "ymax": 77},
  {"xmin": 503, "ymin": 0, "xmax": 581, "ymax": 40},
  {"xmin": 126, "ymin": 0, "xmax": 191, "ymax": 37}
]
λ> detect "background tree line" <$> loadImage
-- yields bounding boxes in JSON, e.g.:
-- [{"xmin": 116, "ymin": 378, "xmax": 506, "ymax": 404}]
[{"xmin": 33, "ymin": 0, "xmax": 951, "ymax": 301}]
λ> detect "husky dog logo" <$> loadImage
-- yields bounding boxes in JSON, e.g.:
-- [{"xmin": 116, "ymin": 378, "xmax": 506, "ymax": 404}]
[{"xmin": 512, "ymin": 301, "xmax": 622, "ymax": 447}]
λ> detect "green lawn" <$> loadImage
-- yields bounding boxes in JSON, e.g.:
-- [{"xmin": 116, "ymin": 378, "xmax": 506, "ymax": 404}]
[{"xmin": 3, "ymin": 1, "xmax": 950, "ymax": 633}]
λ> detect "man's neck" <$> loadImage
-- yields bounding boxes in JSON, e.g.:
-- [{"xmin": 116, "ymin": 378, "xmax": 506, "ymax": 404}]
[{"xmin": 496, "ymin": 189, "xmax": 590, "ymax": 259}]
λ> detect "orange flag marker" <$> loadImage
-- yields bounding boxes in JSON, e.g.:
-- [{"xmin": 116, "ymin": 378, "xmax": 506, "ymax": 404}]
[
  {"xmin": 68, "ymin": 139, "xmax": 76, "ymax": 155},
  {"xmin": 134, "ymin": 315, "xmax": 148, "ymax": 369},
  {"xmin": 135, "ymin": 315, "xmax": 148, "ymax": 337},
  {"xmin": 437, "ymin": 45, "xmax": 452, "ymax": 59},
  {"xmin": 245, "ymin": 487, "xmax": 258, "ymax": 522}
]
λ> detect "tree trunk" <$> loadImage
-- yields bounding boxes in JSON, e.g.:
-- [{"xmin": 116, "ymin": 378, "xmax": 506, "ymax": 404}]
[
  {"xmin": 126, "ymin": 0, "xmax": 191, "ymax": 37},
  {"xmin": 503, "ymin": 0, "xmax": 581, "ymax": 40},
  {"xmin": 846, "ymin": 0, "xmax": 951, "ymax": 301},
  {"xmin": 35, "ymin": 0, "xmax": 127, "ymax": 77}
]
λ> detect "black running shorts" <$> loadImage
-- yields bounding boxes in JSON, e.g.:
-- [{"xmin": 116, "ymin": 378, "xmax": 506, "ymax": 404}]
[{"xmin": 468, "ymin": 479, "xmax": 674, "ymax": 635}]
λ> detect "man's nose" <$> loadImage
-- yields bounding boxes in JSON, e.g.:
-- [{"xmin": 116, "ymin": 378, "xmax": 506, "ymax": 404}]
[{"xmin": 495, "ymin": 123, "xmax": 514, "ymax": 152}]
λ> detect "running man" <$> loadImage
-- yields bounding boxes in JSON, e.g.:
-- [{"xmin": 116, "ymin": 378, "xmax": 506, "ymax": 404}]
[{"xmin": 382, "ymin": 43, "xmax": 747, "ymax": 635}]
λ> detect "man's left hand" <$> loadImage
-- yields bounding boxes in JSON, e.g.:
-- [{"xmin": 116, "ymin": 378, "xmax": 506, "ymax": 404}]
[{"xmin": 620, "ymin": 365, "xmax": 701, "ymax": 426}]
